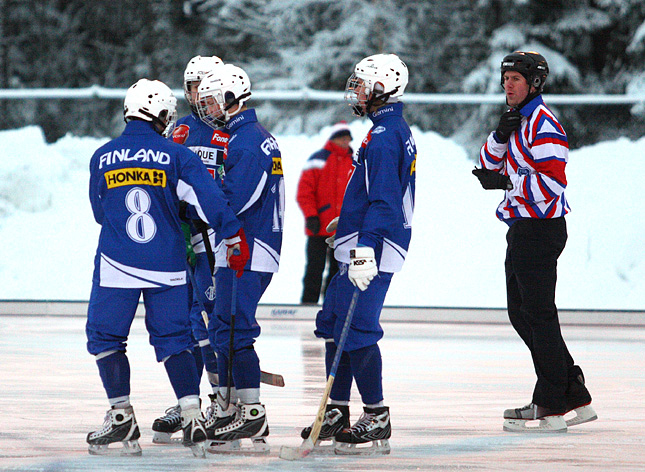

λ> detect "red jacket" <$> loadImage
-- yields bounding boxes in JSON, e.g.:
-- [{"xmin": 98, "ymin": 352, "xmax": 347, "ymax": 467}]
[{"xmin": 297, "ymin": 140, "xmax": 354, "ymax": 236}]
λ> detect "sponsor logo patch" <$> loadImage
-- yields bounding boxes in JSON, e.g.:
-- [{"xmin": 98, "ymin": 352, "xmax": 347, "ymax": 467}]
[
  {"xmin": 272, "ymin": 157, "xmax": 283, "ymax": 175},
  {"xmin": 105, "ymin": 168, "xmax": 167, "ymax": 189},
  {"xmin": 211, "ymin": 130, "xmax": 229, "ymax": 145},
  {"xmin": 172, "ymin": 124, "xmax": 189, "ymax": 144}
]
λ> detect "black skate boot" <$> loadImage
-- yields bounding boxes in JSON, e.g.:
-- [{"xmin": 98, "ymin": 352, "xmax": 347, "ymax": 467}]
[
  {"xmin": 207, "ymin": 403, "xmax": 269, "ymax": 454},
  {"xmin": 152, "ymin": 404, "xmax": 182, "ymax": 444},
  {"xmin": 565, "ymin": 366, "xmax": 597, "ymax": 427},
  {"xmin": 181, "ymin": 407, "xmax": 207, "ymax": 457},
  {"xmin": 87, "ymin": 405, "xmax": 142, "ymax": 456},
  {"xmin": 204, "ymin": 395, "xmax": 241, "ymax": 451},
  {"xmin": 335, "ymin": 406, "xmax": 391, "ymax": 455},
  {"xmin": 300, "ymin": 404, "xmax": 350, "ymax": 451},
  {"xmin": 503, "ymin": 403, "xmax": 567, "ymax": 432}
]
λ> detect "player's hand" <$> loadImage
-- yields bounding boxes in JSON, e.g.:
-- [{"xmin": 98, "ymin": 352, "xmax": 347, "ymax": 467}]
[
  {"xmin": 494, "ymin": 110, "xmax": 522, "ymax": 143},
  {"xmin": 306, "ymin": 216, "xmax": 321, "ymax": 235},
  {"xmin": 326, "ymin": 217, "xmax": 339, "ymax": 233},
  {"xmin": 223, "ymin": 227, "xmax": 250, "ymax": 278},
  {"xmin": 472, "ymin": 167, "xmax": 512, "ymax": 190},
  {"xmin": 348, "ymin": 246, "xmax": 377, "ymax": 291}
]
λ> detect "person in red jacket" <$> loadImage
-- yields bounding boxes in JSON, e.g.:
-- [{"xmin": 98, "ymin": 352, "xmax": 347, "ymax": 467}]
[{"xmin": 296, "ymin": 122, "xmax": 354, "ymax": 304}]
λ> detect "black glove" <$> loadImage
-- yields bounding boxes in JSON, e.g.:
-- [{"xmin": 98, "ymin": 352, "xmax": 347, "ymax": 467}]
[
  {"xmin": 306, "ymin": 216, "xmax": 321, "ymax": 235},
  {"xmin": 494, "ymin": 110, "xmax": 522, "ymax": 143},
  {"xmin": 472, "ymin": 167, "xmax": 512, "ymax": 190}
]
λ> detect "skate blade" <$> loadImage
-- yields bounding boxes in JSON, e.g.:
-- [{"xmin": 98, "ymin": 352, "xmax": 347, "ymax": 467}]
[
  {"xmin": 503, "ymin": 416, "xmax": 568, "ymax": 433},
  {"xmin": 152, "ymin": 432, "xmax": 182, "ymax": 444},
  {"xmin": 88, "ymin": 439, "xmax": 142, "ymax": 456},
  {"xmin": 334, "ymin": 439, "xmax": 391, "ymax": 456},
  {"xmin": 565, "ymin": 405, "xmax": 598, "ymax": 427},
  {"xmin": 207, "ymin": 437, "xmax": 268, "ymax": 455}
]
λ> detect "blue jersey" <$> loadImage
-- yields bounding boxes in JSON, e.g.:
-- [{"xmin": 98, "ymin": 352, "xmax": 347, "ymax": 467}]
[
  {"xmin": 334, "ymin": 102, "xmax": 416, "ymax": 273},
  {"xmin": 214, "ymin": 109, "xmax": 284, "ymax": 273},
  {"xmin": 172, "ymin": 112, "xmax": 228, "ymax": 253},
  {"xmin": 89, "ymin": 120, "xmax": 241, "ymax": 288}
]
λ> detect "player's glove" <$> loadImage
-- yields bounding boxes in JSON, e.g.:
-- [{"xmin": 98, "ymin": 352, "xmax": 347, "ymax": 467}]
[
  {"xmin": 223, "ymin": 227, "xmax": 250, "ymax": 278},
  {"xmin": 306, "ymin": 216, "xmax": 321, "ymax": 235},
  {"xmin": 181, "ymin": 222, "xmax": 196, "ymax": 267},
  {"xmin": 472, "ymin": 167, "xmax": 513, "ymax": 190},
  {"xmin": 348, "ymin": 246, "xmax": 378, "ymax": 291},
  {"xmin": 494, "ymin": 110, "xmax": 522, "ymax": 143},
  {"xmin": 325, "ymin": 217, "xmax": 340, "ymax": 249}
]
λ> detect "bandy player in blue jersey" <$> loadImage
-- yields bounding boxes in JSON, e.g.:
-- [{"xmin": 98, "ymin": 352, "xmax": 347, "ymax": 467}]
[
  {"xmin": 301, "ymin": 54, "xmax": 417, "ymax": 455},
  {"xmin": 85, "ymin": 79, "xmax": 248, "ymax": 457},
  {"xmin": 151, "ymin": 55, "xmax": 228, "ymax": 444},
  {"xmin": 194, "ymin": 64, "xmax": 284, "ymax": 452}
]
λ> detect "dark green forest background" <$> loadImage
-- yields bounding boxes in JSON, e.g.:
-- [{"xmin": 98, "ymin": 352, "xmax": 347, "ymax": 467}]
[{"xmin": 1, "ymin": 0, "xmax": 644, "ymax": 150}]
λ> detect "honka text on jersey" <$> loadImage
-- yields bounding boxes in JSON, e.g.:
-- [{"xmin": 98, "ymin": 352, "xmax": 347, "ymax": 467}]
[
  {"xmin": 105, "ymin": 167, "xmax": 167, "ymax": 189},
  {"xmin": 98, "ymin": 148, "xmax": 170, "ymax": 169}
]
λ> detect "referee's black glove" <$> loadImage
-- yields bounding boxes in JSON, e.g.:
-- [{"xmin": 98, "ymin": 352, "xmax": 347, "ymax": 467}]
[{"xmin": 472, "ymin": 167, "xmax": 512, "ymax": 190}]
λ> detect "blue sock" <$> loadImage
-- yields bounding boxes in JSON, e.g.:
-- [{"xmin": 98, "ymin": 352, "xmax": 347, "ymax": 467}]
[
  {"xmin": 96, "ymin": 350, "xmax": 131, "ymax": 399},
  {"xmin": 349, "ymin": 344, "xmax": 383, "ymax": 405},
  {"xmin": 164, "ymin": 350, "xmax": 200, "ymax": 399},
  {"xmin": 326, "ymin": 342, "xmax": 352, "ymax": 402},
  {"xmin": 232, "ymin": 346, "xmax": 261, "ymax": 389},
  {"xmin": 192, "ymin": 342, "xmax": 204, "ymax": 381},
  {"xmin": 201, "ymin": 344, "xmax": 218, "ymax": 388}
]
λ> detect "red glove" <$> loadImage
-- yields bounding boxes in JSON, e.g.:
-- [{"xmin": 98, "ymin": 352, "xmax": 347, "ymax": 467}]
[{"xmin": 223, "ymin": 227, "xmax": 250, "ymax": 278}]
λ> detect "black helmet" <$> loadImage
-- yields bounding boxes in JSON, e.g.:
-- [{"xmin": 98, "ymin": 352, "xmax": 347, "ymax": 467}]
[{"xmin": 500, "ymin": 51, "xmax": 549, "ymax": 92}]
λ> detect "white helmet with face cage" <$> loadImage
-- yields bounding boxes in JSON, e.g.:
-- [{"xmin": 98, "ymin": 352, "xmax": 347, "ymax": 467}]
[
  {"xmin": 196, "ymin": 64, "xmax": 251, "ymax": 129},
  {"xmin": 345, "ymin": 53, "xmax": 408, "ymax": 116},
  {"xmin": 184, "ymin": 55, "xmax": 224, "ymax": 111}
]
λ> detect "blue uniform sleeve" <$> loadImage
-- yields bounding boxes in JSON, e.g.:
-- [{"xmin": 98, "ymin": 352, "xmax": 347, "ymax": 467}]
[
  {"xmin": 358, "ymin": 139, "xmax": 404, "ymax": 249},
  {"xmin": 88, "ymin": 153, "xmax": 104, "ymax": 225},
  {"xmin": 176, "ymin": 148, "xmax": 241, "ymax": 240},
  {"xmin": 222, "ymin": 147, "xmax": 268, "ymax": 216}
]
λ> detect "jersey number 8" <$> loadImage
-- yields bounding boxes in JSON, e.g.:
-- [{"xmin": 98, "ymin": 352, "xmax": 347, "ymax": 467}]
[{"xmin": 125, "ymin": 187, "xmax": 157, "ymax": 243}]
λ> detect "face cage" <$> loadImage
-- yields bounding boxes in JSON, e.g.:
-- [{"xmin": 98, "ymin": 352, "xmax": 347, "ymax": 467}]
[
  {"xmin": 184, "ymin": 79, "xmax": 201, "ymax": 110},
  {"xmin": 345, "ymin": 74, "xmax": 370, "ymax": 117},
  {"xmin": 196, "ymin": 92, "xmax": 227, "ymax": 130},
  {"xmin": 161, "ymin": 108, "xmax": 178, "ymax": 137}
]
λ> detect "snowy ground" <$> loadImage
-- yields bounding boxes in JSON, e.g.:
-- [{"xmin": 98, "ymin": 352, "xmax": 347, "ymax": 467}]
[
  {"xmin": 1, "ymin": 314, "xmax": 644, "ymax": 472},
  {"xmin": 0, "ymin": 124, "xmax": 643, "ymax": 310}
]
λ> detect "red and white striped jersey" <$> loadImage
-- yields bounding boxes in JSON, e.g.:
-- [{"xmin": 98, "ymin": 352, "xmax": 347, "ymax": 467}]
[{"xmin": 479, "ymin": 95, "xmax": 570, "ymax": 224}]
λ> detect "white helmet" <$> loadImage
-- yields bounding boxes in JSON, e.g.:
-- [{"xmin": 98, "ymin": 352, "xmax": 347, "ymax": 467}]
[
  {"xmin": 124, "ymin": 79, "xmax": 177, "ymax": 136},
  {"xmin": 344, "ymin": 53, "xmax": 409, "ymax": 116},
  {"xmin": 196, "ymin": 64, "xmax": 251, "ymax": 129},
  {"xmin": 183, "ymin": 55, "xmax": 224, "ymax": 111}
]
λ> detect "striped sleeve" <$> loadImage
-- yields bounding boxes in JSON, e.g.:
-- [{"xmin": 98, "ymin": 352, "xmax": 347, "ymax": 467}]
[{"xmin": 479, "ymin": 132, "xmax": 508, "ymax": 170}]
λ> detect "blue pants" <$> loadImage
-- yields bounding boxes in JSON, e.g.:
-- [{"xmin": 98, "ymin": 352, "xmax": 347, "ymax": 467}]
[
  {"xmin": 189, "ymin": 252, "xmax": 218, "ymax": 341},
  {"xmin": 86, "ymin": 283, "xmax": 193, "ymax": 362},
  {"xmin": 315, "ymin": 265, "xmax": 392, "ymax": 351},
  {"xmin": 210, "ymin": 268, "xmax": 272, "ymax": 390}
]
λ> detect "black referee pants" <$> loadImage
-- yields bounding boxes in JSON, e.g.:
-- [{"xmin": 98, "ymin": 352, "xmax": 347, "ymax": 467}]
[
  {"xmin": 301, "ymin": 236, "xmax": 339, "ymax": 304},
  {"xmin": 505, "ymin": 217, "xmax": 573, "ymax": 412}
]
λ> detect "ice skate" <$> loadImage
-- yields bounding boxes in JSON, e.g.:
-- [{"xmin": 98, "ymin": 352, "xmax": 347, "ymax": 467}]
[
  {"xmin": 181, "ymin": 407, "xmax": 207, "ymax": 458},
  {"xmin": 565, "ymin": 368, "xmax": 597, "ymax": 427},
  {"xmin": 151, "ymin": 404, "xmax": 182, "ymax": 444},
  {"xmin": 503, "ymin": 403, "xmax": 567, "ymax": 433},
  {"xmin": 334, "ymin": 406, "xmax": 391, "ymax": 456},
  {"xmin": 204, "ymin": 396, "xmax": 242, "ymax": 452},
  {"xmin": 300, "ymin": 404, "xmax": 350, "ymax": 453},
  {"xmin": 206, "ymin": 403, "xmax": 270, "ymax": 454},
  {"xmin": 87, "ymin": 406, "xmax": 142, "ymax": 456}
]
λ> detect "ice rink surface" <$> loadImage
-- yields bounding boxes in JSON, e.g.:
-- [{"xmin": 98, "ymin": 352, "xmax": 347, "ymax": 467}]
[{"xmin": 1, "ymin": 314, "xmax": 644, "ymax": 472}]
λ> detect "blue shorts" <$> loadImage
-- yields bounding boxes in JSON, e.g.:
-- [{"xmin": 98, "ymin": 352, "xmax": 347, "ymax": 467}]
[
  {"xmin": 189, "ymin": 252, "xmax": 218, "ymax": 342},
  {"xmin": 315, "ymin": 264, "xmax": 393, "ymax": 351},
  {"xmin": 86, "ymin": 283, "xmax": 193, "ymax": 362},
  {"xmin": 211, "ymin": 268, "xmax": 272, "ymax": 352}
]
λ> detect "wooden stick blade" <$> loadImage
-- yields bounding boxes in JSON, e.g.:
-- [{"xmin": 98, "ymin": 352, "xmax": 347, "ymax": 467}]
[{"xmin": 279, "ymin": 439, "xmax": 315, "ymax": 461}]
